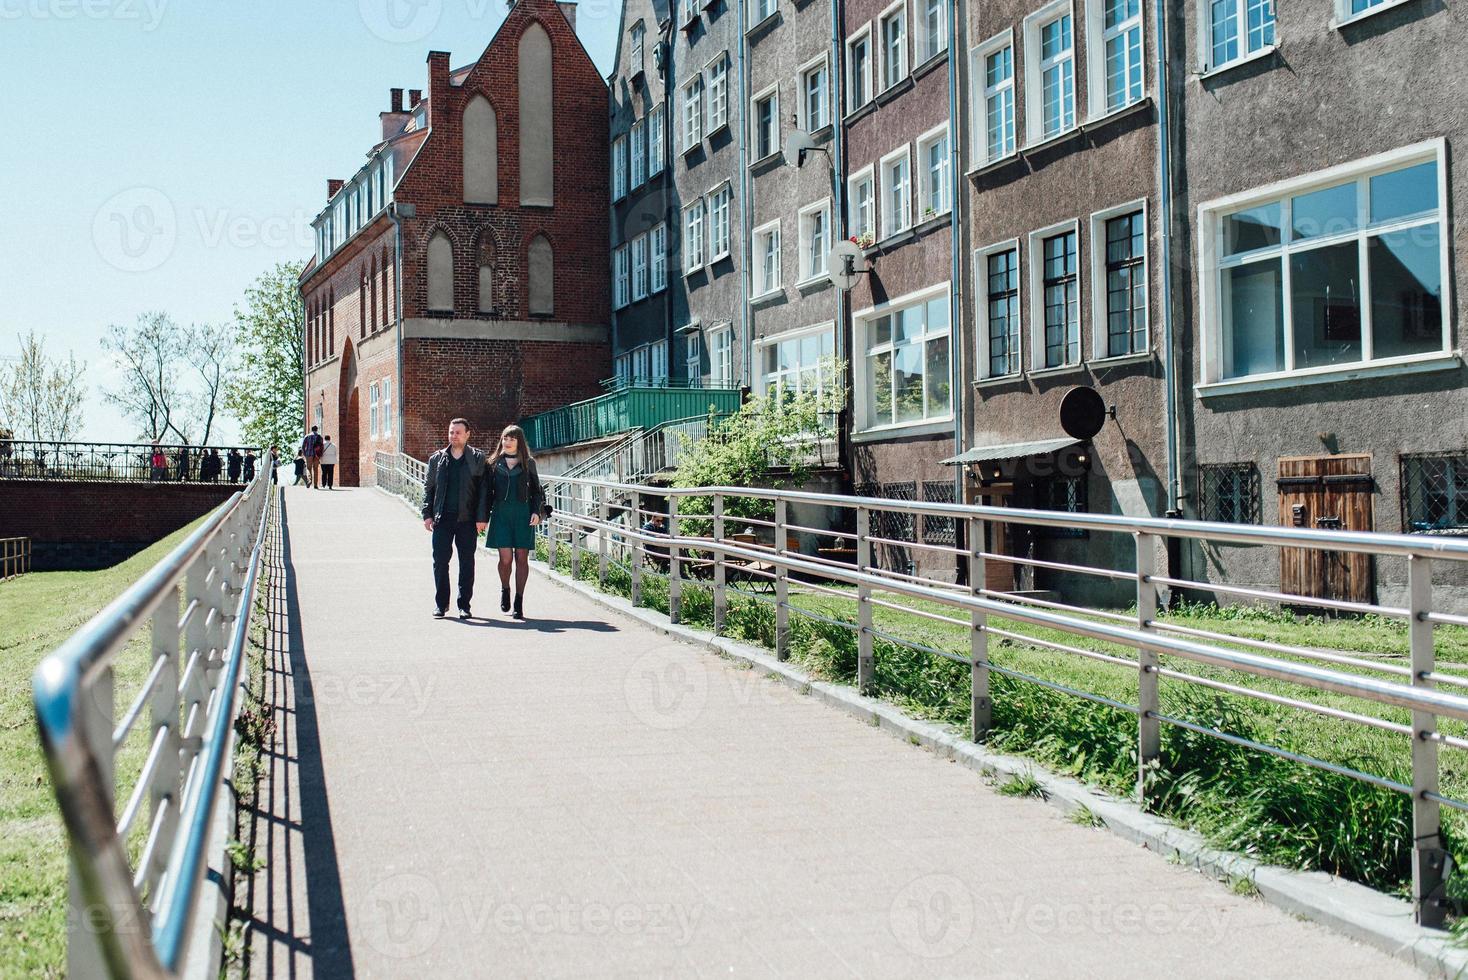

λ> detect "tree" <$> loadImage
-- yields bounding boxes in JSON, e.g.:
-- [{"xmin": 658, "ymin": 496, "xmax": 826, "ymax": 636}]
[
  {"xmin": 185, "ymin": 321, "xmax": 235, "ymax": 445},
  {"xmin": 225, "ymin": 262, "xmax": 304, "ymax": 454},
  {"xmin": 102, "ymin": 312, "xmax": 191, "ymax": 442},
  {"xmin": 0, "ymin": 331, "xmax": 87, "ymax": 442}
]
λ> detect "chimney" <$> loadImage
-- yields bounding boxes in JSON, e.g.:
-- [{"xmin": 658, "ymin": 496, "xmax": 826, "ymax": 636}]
[
  {"xmin": 408, "ymin": 88, "xmax": 423, "ymax": 108},
  {"xmin": 327, "ymin": 179, "xmax": 344, "ymax": 199},
  {"xmin": 426, "ymin": 51, "xmax": 450, "ymax": 127},
  {"xmin": 558, "ymin": 1, "xmax": 576, "ymax": 30},
  {"xmin": 390, "ymin": 88, "xmax": 403, "ymax": 113}
]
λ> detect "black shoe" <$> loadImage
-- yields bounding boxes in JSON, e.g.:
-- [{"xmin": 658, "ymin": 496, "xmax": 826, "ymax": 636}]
[
  {"xmin": 513, "ymin": 594, "xmax": 524, "ymax": 620},
  {"xmin": 500, "ymin": 587, "xmax": 511, "ymax": 613},
  {"xmin": 458, "ymin": 605, "xmax": 471, "ymax": 620},
  {"xmin": 433, "ymin": 607, "xmax": 447, "ymax": 619}
]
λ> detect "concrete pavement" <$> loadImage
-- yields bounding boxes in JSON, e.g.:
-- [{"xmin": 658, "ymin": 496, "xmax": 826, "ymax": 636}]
[{"xmin": 239, "ymin": 484, "xmax": 1419, "ymax": 978}]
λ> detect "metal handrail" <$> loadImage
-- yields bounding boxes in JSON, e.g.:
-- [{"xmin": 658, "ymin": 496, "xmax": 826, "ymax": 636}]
[
  {"xmin": 1, "ymin": 440, "xmax": 264, "ymax": 484},
  {"xmin": 31, "ymin": 471, "xmax": 274, "ymax": 977},
  {"xmin": 543, "ymin": 474, "xmax": 1468, "ymax": 928},
  {"xmin": 373, "ymin": 450, "xmax": 426, "ymax": 506}
]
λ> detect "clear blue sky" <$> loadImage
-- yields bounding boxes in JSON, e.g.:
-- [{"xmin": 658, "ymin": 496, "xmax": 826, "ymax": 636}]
[{"xmin": 0, "ymin": 0, "xmax": 620, "ymax": 442}]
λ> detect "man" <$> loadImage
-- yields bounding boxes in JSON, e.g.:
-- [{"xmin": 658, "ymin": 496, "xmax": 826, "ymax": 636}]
[
  {"xmin": 242, "ymin": 450, "xmax": 256, "ymax": 483},
  {"xmin": 422, "ymin": 418, "xmax": 489, "ymax": 619},
  {"xmin": 300, "ymin": 426, "xmax": 324, "ymax": 488},
  {"xmin": 227, "ymin": 448, "xmax": 242, "ymax": 483},
  {"xmin": 320, "ymin": 435, "xmax": 339, "ymax": 489},
  {"xmin": 176, "ymin": 444, "xmax": 191, "ymax": 482}
]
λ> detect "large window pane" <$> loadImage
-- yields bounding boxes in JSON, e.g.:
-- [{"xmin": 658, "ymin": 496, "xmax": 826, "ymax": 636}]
[
  {"xmin": 1370, "ymin": 225, "xmax": 1443, "ymax": 359},
  {"xmin": 869, "ymin": 350, "xmax": 893, "ymax": 426},
  {"xmin": 1291, "ymin": 182, "xmax": 1357, "ymax": 241},
  {"xmin": 1370, "ymin": 161, "xmax": 1438, "ymax": 225},
  {"xmin": 894, "ymin": 344, "xmax": 925, "ymax": 423},
  {"xmin": 897, "ymin": 305, "xmax": 925, "ymax": 343},
  {"xmin": 1290, "ymin": 242, "xmax": 1361, "ymax": 369},
  {"xmin": 1224, "ymin": 259, "xmax": 1283, "ymax": 378},
  {"xmin": 924, "ymin": 335, "xmax": 950, "ymax": 416},
  {"xmin": 870, "ymin": 313, "xmax": 891, "ymax": 349},
  {"xmin": 1224, "ymin": 202, "xmax": 1280, "ymax": 255}
]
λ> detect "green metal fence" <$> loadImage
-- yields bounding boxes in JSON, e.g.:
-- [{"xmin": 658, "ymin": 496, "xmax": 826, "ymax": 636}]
[{"xmin": 522, "ymin": 385, "xmax": 743, "ymax": 452}]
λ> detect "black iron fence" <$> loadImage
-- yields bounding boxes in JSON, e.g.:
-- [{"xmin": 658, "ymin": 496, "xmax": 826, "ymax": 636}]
[{"xmin": 0, "ymin": 440, "xmax": 264, "ymax": 484}]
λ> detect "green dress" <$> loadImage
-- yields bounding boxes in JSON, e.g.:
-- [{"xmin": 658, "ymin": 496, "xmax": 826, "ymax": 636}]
[{"xmin": 486, "ymin": 461, "xmax": 536, "ymax": 549}]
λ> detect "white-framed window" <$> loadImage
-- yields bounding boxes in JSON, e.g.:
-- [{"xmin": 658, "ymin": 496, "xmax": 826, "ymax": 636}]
[
  {"xmin": 879, "ymin": 1, "xmax": 908, "ymax": 90},
  {"xmin": 1088, "ymin": 0, "xmax": 1143, "ymax": 116},
  {"xmin": 615, "ymin": 352, "xmax": 632, "ymax": 383},
  {"xmin": 1028, "ymin": 220, "xmax": 1081, "ymax": 369},
  {"xmin": 751, "ymin": 0, "xmax": 777, "ymax": 26},
  {"xmin": 632, "ymin": 233, "xmax": 649, "ymax": 301},
  {"xmin": 916, "ymin": 124, "xmax": 950, "ymax": 219},
  {"xmin": 631, "ymin": 21, "xmax": 646, "ymax": 73},
  {"xmin": 633, "ymin": 344, "xmax": 651, "ymax": 383},
  {"xmin": 847, "ymin": 27, "xmax": 873, "ymax": 110},
  {"xmin": 760, "ymin": 324, "xmax": 836, "ymax": 400},
  {"xmin": 369, "ymin": 381, "xmax": 380, "ymax": 437},
  {"xmin": 684, "ymin": 199, "xmax": 706, "ymax": 271},
  {"xmin": 753, "ymin": 219, "xmax": 782, "ymax": 296},
  {"xmin": 1203, "ymin": 0, "xmax": 1275, "ymax": 72},
  {"xmin": 916, "ymin": 0, "xmax": 947, "ymax": 63},
  {"xmin": 848, "ymin": 165, "xmax": 876, "ymax": 243},
  {"xmin": 710, "ymin": 324, "xmax": 734, "ymax": 384},
  {"xmin": 707, "ymin": 184, "xmax": 733, "ymax": 260},
  {"xmin": 856, "ymin": 284, "xmax": 953, "ymax": 431},
  {"xmin": 381, "ymin": 377, "xmax": 393, "ymax": 441},
  {"xmin": 1338, "ymin": 0, "xmax": 1392, "ymax": 24},
  {"xmin": 612, "ymin": 135, "xmax": 628, "ymax": 200},
  {"xmin": 680, "ymin": 0, "xmax": 699, "ymax": 27},
  {"xmin": 706, "ymin": 54, "xmax": 730, "ymax": 131},
  {"xmin": 972, "ymin": 33, "xmax": 1016, "ymax": 166},
  {"xmin": 976, "ymin": 240, "xmax": 1023, "ymax": 378},
  {"xmin": 630, "ymin": 118, "xmax": 646, "ymax": 189},
  {"xmin": 880, "ymin": 145, "xmax": 912, "ymax": 238},
  {"xmin": 1199, "ymin": 142, "xmax": 1448, "ymax": 385},
  {"xmin": 751, "ymin": 86, "xmax": 779, "ymax": 161},
  {"xmin": 650, "ymin": 222, "xmax": 668, "ymax": 292},
  {"xmin": 682, "ymin": 75, "xmax": 704, "ymax": 151},
  {"xmin": 613, "ymin": 244, "xmax": 630, "ymax": 309},
  {"xmin": 798, "ymin": 199, "xmax": 832, "ymax": 283},
  {"xmin": 1090, "ymin": 202, "xmax": 1148, "ymax": 358},
  {"xmin": 649, "ymin": 103, "xmax": 666, "ymax": 176},
  {"xmin": 799, "ymin": 55, "xmax": 830, "ymax": 132},
  {"xmin": 651, "ymin": 339, "xmax": 669, "ymax": 383},
  {"xmin": 1024, "ymin": 2, "xmax": 1075, "ymax": 144},
  {"xmin": 686, "ymin": 330, "xmax": 702, "ymax": 383}
]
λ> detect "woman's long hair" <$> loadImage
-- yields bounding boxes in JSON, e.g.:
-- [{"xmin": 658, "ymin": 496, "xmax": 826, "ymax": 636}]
[{"xmin": 490, "ymin": 424, "xmax": 535, "ymax": 466}]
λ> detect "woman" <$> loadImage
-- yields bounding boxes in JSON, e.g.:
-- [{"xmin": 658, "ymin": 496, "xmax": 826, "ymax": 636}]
[
  {"xmin": 484, "ymin": 424, "xmax": 543, "ymax": 619},
  {"xmin": 320, "ymin": 435, "xmax": 339, "ymax": 489}
]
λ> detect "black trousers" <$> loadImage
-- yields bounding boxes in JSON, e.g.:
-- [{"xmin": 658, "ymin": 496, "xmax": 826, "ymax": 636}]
[
  {"xmin": 322, "ymin": 463, "xmax": 335, "ymax": 488},
  {"xmin": 432, "ymin": 519, "xmax": 478, "ymax": 611}
]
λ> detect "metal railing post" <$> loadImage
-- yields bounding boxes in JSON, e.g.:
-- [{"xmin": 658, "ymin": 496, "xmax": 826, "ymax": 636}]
[
  {"xmin": 146, "ymin": 586, "xmax": 182, "ymax": 894},
  {"xmin": 1410, "ymin": 555, "xmax": 1447, "ymax": 926},
  {"xmin": 713, "ymin": 493, "xmax": 727, "ymax": 634},
  {"xmin": 1135, "ymin": 531, "xmax": 1161, "ymax": 804},
  {"xmin": 668, "ymin": 496, "xmax": 683, "ymax": 623},
  {"xmin": 68, "ymin": 665, "xmax": 114, "ymax": 978},
  {"xmin": 857, "ymin": 506, "xmax": 874, "ymax": 696},
  {"xmin": 597, "ymin": 483, "xmax": 609, "ymax": 587},
  {"xmin": 631, "ymin": 489, "xmax": 644, "ymax": 606},
  {"xmin": 570, "ymin": 486, "xmax": 583, "ymax": 579},
  {"xmin": 775, "ymin": 497, "xmax": 790, "ymax": 660},
  {"xmin": 182, "ymin": 556, "xmax": 210, "ymax": 763},
  {"xmin": 968, "ymin": 515, "xmax": 990, "ymax": 739}
]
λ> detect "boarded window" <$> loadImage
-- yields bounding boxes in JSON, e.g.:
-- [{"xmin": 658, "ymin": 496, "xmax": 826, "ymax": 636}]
[
  {"xmin": 463, "ymin": 94, "xmax": 498, "ymax": 204},
  {"xmin": 518, "ymin": 23, "xmax": 554, "ymax": 205},
  {"xmin": 427, "ymin": 231, "xmax": 453, "ymax": 312},
  {"xmin": 528, "ymin": 235, "xmax": 554, "ymax": 316}
]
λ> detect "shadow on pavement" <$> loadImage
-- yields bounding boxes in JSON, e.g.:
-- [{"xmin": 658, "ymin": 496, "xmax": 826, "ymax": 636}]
[{"xmin": 449, "ymin": 617, "xmax": 621, "ymax": 634}]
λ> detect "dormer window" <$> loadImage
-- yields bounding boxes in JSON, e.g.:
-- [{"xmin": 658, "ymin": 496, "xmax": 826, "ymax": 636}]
[
  {"xmin": 631, "ymin": 22, "xmax": 646, "ymax": 77},
  {"xmin": 413, "ymin": 107, "xmax": 427, "ymax": 130}
]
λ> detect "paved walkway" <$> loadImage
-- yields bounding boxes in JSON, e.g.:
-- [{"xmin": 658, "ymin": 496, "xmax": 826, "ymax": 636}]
[{"xmin": 241, "ymin": 485, "xmax": 1417, "ymax": 978}]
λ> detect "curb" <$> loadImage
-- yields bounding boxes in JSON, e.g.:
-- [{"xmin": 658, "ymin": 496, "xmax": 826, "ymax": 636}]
[{"xmin": 534, "ymin": 560, "xmax": 1468, "ymax": 979}]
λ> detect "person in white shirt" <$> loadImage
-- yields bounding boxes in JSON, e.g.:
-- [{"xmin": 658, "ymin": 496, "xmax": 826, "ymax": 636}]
[{"xmin": 320, "ymin": 435, "xmax": 340, "ymax": 489}]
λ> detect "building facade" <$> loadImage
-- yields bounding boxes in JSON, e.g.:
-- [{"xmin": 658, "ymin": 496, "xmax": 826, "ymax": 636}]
[{"xmin": 300, "ymin": 0, "xmax": 610, "ymax": 485}]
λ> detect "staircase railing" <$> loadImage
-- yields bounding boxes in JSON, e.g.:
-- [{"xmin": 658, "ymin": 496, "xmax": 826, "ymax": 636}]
[{"xmin": 520, "ymin": 384, "xmax": 742, "ymax": 452}]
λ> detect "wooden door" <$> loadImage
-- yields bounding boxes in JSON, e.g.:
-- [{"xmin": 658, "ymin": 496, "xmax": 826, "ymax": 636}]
[
  {"xmin": 966, "ymin": 482, "xmax": 1017, "ymax": 592},
  {"xmin": 1277, "ymin": 454, "xmax": 1374, "ymax": 605}
]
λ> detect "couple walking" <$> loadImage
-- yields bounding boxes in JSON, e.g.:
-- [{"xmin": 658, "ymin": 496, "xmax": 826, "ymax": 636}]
[{"xmin": 422, "ymin": 418, "xmax": 543, "ymax": 621}]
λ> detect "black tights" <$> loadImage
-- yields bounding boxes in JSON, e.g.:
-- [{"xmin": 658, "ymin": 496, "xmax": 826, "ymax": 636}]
[{"xmin": 497, "ymin": 548, "xmax": 530, "ymax": 595}]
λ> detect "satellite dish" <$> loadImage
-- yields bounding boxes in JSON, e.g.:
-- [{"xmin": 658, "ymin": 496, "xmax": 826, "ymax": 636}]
[
  {"xmin": 783, "ymin": 129, "xmax": 819, "ymax": 168},
  {"xmin": 1059, "ymin": 385, "xmax": 1111, "ymax": 441},
  {"xmin": 827, "ymin": 240, "xmax": 868, "ymax": 291}
]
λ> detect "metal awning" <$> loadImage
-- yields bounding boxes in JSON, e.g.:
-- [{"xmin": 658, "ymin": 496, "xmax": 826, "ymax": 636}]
[{"xmin": 941, "ymin": 436, "xmax": 1080, "ymax": 466}]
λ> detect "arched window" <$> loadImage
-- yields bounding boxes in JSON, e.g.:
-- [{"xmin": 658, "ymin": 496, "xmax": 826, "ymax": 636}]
[
  {"xmin": 477, "ymin": 234, "xmax": 497, "ymax": 314},
  {"xmin": 518, "ymin": 23, "xmax": 554, "ymax": 206},
  {"xmin": 306, "ymin": 298, "xmax": 314, "ymax": 364},
  {"xmin": 328, "ymin": 288, "xmax": 335, "ymax": 354},
  {"xmin": 463, "ymin": 94, "xmax": 498, "ymax": 204},
  {"xmin": 369, "ymin": 254, "xmax": 378, "ymax": 334},
  {"xmin": 528, "ymin": 234, "xmax": 553, "ymax": 316},
  {"xmin": 427, "ymin": 230, "xmax": 454, "ymax": 313},
  {"xmin": 359, "ymin": 267, "xmax": 367, "ymax": 338},
  {"xmin": 382, "ymin": 246, "xmax": 393, "ymax": 328}
]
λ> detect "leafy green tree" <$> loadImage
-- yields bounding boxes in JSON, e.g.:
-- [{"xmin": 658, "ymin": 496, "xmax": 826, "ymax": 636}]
[
  {"xmin": 0, "ymin": 330, "xmax": 86, "ymax": 441},
  {"xmin": 226, "ymin": 262, "xmax": 304, "ymax": 453}
]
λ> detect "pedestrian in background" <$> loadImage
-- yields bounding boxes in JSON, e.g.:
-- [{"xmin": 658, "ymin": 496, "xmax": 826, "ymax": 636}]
[
  {"xmin": 485, "ymin": 424, "xmax": 544, "ymax": 621},
  {"xmin": 301, "ymin": 426, "xmax": 324, "ymax": 488},
  {"xmin": 422, "ymin": 418, "xmax": 489, "ymax": 620},
  {"xmin": 243, "ymin": 450, "xmax": 257, "ymax": 483},
  {"xmin": 176, "ymin": 445, "xmax": 191, "ymax": 482},
  {"xmin": 292, "ymin": 451, "xmax": 308, "ymax": 486},
  {"xmin": 150, "ymin": 443, "xmax": 168, "ymax": 481},
  {"xmin": 227, "ymin": 448, "xmax": 243, "ymax": 483},
  {"xmin": 268, "ymin": 446, "xmax": 280, "ymax": 484},
  {"xmin": 320, "ymin": 435, "xmax": 339, "ymax": 489}
]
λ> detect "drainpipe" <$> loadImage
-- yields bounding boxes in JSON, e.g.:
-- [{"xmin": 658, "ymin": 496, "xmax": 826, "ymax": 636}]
[
  {"xmin": 663, "ymin": 19, "xmax": 676, "ymax": 380},
  {"xmin": 830, "ymin": 0, "xmax": 848, "ymax": 425},
  {"xmin": 1155, "ymin": 0, "xmax": 1182, "ymax": 529},
  {"xmin": 737, "ymin": 0, "xmax": 753, "ymax": 386},
  {"xmin": 947, "ymin": 0, "xmax": 966, "ymax": 512},
  {"xmin": 389, "ymin": 201, "xmax": 406, "ymax": 457}
]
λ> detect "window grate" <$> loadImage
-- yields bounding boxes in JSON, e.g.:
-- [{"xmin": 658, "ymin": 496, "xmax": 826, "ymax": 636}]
[
  {"xmin": 1039, "ymin": 474, "xmax": 1088, "ymax": 538},
  {"xmin": 1199, "ymin": 462, "xmax": 1262, "ymax": 525},
  {"xmin": 922, "ymin": 481, "xmax": 956, "ymax": 547},
  {"xmin": 1401, "ymin": 452, "xmax": 1468, "ymax": 533}
]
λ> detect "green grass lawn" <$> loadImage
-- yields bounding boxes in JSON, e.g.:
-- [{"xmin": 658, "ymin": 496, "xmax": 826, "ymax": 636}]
[{"xmin": 0, "ymin": 519, "xmax": 208, "ymax": 979}]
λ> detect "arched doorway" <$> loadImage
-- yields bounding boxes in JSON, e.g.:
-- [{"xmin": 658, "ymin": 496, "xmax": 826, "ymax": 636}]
[{"xmin": 337, "ymin": 338, "xmax": 360, "ymax": 486}]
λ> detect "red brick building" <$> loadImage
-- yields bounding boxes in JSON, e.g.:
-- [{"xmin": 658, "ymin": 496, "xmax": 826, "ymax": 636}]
[{"xmin": 299, "ymin": 0, "xmax": 610, "ymax": 485}]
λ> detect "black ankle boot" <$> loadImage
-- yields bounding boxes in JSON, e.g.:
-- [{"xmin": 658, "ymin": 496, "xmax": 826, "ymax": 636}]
[
  {"xmin": 500, "ymin": 587, "xmax": 511, "ymax": 613},
  {"xmin": 513, "ymin": 594, "xmax": 524, "ymax": 620}
]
